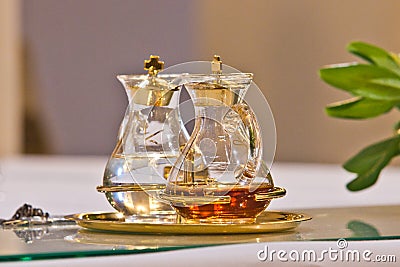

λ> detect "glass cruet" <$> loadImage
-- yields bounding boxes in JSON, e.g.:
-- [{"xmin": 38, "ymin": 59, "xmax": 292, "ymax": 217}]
[
  {"xmin": 161, "ymin": 56, "xmax": 285, "ymax": 223},
  {"xmin": 97, "ymin": 55, "xmax": 188, "ymax": 216}
]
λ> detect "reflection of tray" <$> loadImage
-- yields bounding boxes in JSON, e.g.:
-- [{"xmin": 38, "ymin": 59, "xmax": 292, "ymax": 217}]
[
  {"xmin": 65, "ymin": 211, "xmax": 311, "ymax": 235},
  {"xmin": 66, "ymin": 228, "xmax": 299, "ymax": 248}
]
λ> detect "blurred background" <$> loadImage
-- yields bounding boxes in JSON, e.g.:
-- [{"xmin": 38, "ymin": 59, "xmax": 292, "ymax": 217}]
[{"xmin": 1, "ymin": 0, "xmax": 399, "ymax": 165}]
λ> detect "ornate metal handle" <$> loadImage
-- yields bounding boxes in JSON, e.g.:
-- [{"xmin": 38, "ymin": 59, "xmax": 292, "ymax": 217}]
[
  {"xmin": 0, "ymin": 203, "xmax": 75, "ymax": 228},
  {"xmin": 231, "ymin": 102, "xmax": 262, "ymax": 184}
]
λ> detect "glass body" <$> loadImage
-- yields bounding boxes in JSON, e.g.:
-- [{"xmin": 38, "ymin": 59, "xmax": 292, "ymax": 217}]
[
  {"xmin": 163, "ymin": 73, "xmax": 274, "ymax": 223},
  {"xmin": 102, "ymin": 74, "xmax": 187, "ymax": 216}
]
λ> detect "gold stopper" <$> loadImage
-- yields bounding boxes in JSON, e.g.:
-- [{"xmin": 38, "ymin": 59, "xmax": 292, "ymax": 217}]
[
  {"xmin": 211, "ymin": 55, "xmax": 222, "ymax": 74},
  {"xmin": 144, "ymin": 55, "xmax": 164, "ymax": 76}
]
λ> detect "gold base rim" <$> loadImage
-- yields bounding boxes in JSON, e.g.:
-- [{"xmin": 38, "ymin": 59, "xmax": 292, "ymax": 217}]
[{"xmin": 96, "ymin": 184, "xmax": 166, "ymax": 193}]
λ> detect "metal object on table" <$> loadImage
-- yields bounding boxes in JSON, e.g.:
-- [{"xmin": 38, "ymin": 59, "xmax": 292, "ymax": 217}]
[
  {"xmin": 0, "ymin": 203, "xmax": 78, "ymax": 244},
  {"xmin": 1, "ymin": 203, "xmax": 75, "ymax": 228},
  {"xmin": 1, "ymin": 203, "xmax": 49, "ymax": 227}
]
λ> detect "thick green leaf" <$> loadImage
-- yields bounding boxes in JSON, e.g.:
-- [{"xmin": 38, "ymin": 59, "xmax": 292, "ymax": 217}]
[
  {"xmin": 319, "ymin": 63, "xmax": 400, "ymax": 91},
  {"xmin": 393, "ymin": 53, "xmax": 400, "ymax": 66},
  {"xmin": 394, "ymin": 121, "xmax": 400, "ymax": 134},
  {"xmin": 321, "ymin": 41, "xmax": 400, "ymax": 191},
  {"xmin": 370, "ymin": 77, "xmax": 400, "ymax": 89},
  {"xmin": 347, "ymin": 42, "xmax": 400, "ymax": 75},
  {"xmin": 344, "ymin": 135, "xmax": 400, "ymax": 173},
  {"xmin": 346, "ymin": 156, "xmax": 395, "ymax": 191},
  {"xmin": 344, "ymin": 135, "xmax": 400, "ymax": 191},
  {"xmin": 351, "ymin": 82, "xmax": 400, "ymax": 101},
  {"xmin": 326, "ymin": 97, "xmax": 394, "ymax": 119}
]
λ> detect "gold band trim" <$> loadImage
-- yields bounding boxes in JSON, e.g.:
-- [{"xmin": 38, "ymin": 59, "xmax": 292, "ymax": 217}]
[
  {"xmin": 159, "ymin": 187, "xmax": 286, "ymax": 205},
  {"xmin": 96, "ymin": 184, "xmax": 166, "ymax": 193},
  {"xmin": 159, "ymin": 193, "xmax": 231, "ymax": 205}
]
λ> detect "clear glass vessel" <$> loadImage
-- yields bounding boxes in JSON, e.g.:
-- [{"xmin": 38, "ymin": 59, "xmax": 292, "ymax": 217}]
[
  {"xmin": 98, "ymin": 56, "xmax": 187, "ymax": 216},
  {"xmin": 161, "ymin": 56, "xmax": 285, "ymax": 223}
]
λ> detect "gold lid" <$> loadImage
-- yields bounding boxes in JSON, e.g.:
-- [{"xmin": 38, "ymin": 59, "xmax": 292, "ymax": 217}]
[
  {"xmin": 144, "ymin": 55, "xmax": 165, "ymax": 76},
  {"xmin": 211, "ymin": 55, "xmax": 222, "ymax": 74},
  {"xmin": 117, "ymin": 55, "xmax": 179, "ymax": 106}
]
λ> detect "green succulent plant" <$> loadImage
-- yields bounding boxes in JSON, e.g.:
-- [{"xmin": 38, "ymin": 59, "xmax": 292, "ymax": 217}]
[{"xmin": 319, "ymin": 41, "xmax": 400, "ymax": 191}]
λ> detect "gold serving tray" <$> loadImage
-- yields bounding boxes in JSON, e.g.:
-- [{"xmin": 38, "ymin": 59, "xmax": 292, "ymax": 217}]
[{"xmin": 65, "ymin": 211, "xmax": 311, "ymax": 235}]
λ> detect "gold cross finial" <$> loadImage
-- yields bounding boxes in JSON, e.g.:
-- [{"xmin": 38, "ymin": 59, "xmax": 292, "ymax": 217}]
[
  {"xmin": 144, "ymin": 55, "xmax": 164, "ymax": 76},
  {"xmin": 212, "ymin": 55, "xmax": 222, "ymax": 74}
]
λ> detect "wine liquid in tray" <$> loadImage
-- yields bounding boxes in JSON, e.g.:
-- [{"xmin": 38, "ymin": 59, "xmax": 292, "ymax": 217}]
[{"xmin": 172, "ymin": 184, "xmax": 274, "ymax": 223}]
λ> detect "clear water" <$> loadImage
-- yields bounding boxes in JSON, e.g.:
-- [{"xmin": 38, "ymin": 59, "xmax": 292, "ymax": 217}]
[{"xmin": 102, "ymin": 154, "xmax": 177, "ymax": 215}]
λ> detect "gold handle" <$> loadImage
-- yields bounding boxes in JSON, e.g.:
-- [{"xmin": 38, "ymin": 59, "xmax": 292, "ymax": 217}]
[
  {"xmin": 254, "ymin": 187, "xmax": 286, "ymax": 201},
  {"xmin": 231, "ymin": 103, "xmax": 262, "ymax": 184}
]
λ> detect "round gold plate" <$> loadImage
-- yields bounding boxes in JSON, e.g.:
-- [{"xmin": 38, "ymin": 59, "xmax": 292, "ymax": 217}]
[{"xmin": 65, "ymin": 211, "xmax": 311, "ymax": 235}]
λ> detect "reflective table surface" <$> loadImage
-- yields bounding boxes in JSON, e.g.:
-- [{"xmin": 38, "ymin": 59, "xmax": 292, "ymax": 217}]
[
  {"xmin": 1, "ymin": 157, "xmax": 399, "ymax": 264},
  {"xmin": 1, "ymin": 205, "xmax": 399, "ymax": 262}
]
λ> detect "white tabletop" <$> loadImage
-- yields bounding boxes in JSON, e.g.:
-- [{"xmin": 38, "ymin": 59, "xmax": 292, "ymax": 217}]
[
  {"xmin": 0, "ymin": 156, "xmax": 399, "ymax": 266},
  {"xmin": 1, "ymin": 156, "xmax": 399, "ymax": 216}
]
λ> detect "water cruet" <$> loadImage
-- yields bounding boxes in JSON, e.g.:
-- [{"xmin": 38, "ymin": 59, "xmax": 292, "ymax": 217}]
[{"xmin": 98, "ymin": 55, "xmax": 188, "ymax": 216}]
